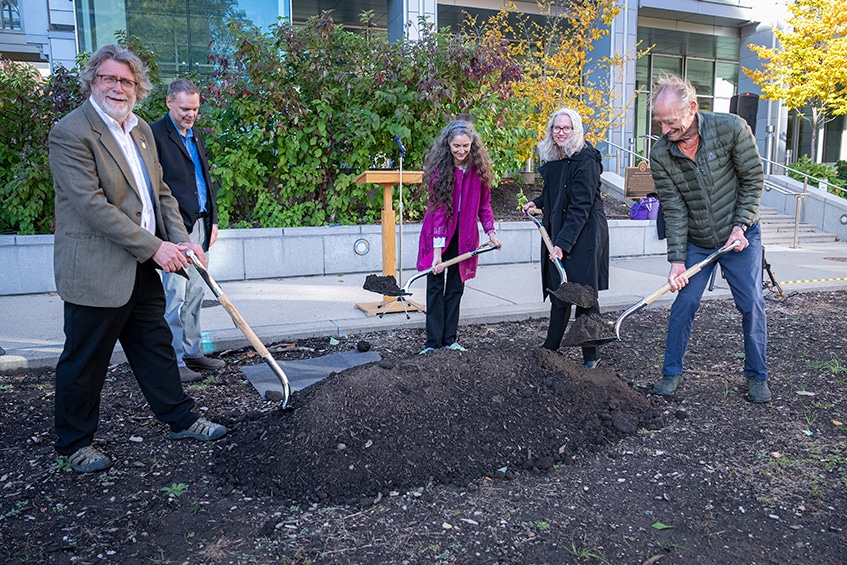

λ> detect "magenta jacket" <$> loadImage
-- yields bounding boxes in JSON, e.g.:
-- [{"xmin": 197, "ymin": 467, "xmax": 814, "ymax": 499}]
[{"xmin": 416, "ymin": 166, "xmax": 496, "ymax": 282}]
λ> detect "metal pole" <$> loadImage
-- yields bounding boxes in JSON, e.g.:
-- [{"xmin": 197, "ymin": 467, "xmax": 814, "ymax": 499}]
[
  {"xmin": 765, "ymin": 125, "xmax": 775, "ymax": 175},
  {"xmin": 628, "ymin": 137, "xmax": 635, "ymax": 167},
  {"xmin": 398, "ymin": 153, "xmax": 404, "ymax": 284}
]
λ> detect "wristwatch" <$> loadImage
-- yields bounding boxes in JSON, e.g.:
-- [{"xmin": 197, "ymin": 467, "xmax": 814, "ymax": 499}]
[{"xmin": 735, "ymin": 223, "xmax": 747, "ymax": 232}]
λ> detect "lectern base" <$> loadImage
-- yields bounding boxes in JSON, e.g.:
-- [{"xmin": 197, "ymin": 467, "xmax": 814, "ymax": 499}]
[{"xmin": 355, "ymin": 298, "xmax": 426, "ymax": 317}]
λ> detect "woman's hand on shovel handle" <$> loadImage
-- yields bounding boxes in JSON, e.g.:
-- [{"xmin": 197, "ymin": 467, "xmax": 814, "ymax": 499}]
[
  {"xmin": 549, "ymin": 246, "xmax": 564, "ymax": 262},
  {"xmin": 668, "ymin": 262, "xmax": 688, "ymax": 291},
  {"xmin": 488, "ymin": 231, "xmax": 502, "ymax": 249}
]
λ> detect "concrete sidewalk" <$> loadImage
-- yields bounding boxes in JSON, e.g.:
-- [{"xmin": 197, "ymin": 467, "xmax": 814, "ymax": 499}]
[{"xmin": 2, "ymin": 241, "xmax": 846, "ymax": 375}]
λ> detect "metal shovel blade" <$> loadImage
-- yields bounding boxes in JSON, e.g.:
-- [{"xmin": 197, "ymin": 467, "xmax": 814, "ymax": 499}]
[
  {"xmin": 186, "ymin": 250, "xmax": 291, "ymax": 408},
  {"xmin": 525, "ymin": 212, "xmax": 597, "ymax": 309},
  {"xmin": 564, "ymin": 241, "xmax": 742, "ymax": 347}
]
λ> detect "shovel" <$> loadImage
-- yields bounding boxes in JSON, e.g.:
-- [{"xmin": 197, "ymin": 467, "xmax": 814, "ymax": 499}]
[
  {"xmin": 566, "ymin": 240, "xmax": 742, "ymax": 347},
  {"xmin": 363, "ymin": 242, "xmax": 501, "ymax": 297},
  {"xmin": 525, "ymin": 212, "xmax": 597, "ymax": 309},
  {"xmin": 186, "ymin": 250, "xmax": 291, "ymax": 408}
]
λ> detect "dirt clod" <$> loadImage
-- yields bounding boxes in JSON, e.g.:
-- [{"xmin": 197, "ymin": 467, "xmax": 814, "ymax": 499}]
[
  {"xmin": 363, "ymin": 274, "xmax": 405, "ymax": 296},
  {"xmin": 549, "ymin": 281, "xmax": 597, "ymax": 308},
  {"xmin": 561, "ymin": 311, "xmax": 614, "ymax": 346}
]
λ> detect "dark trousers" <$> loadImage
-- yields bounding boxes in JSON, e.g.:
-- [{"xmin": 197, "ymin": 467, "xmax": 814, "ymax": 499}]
[
  {"xmin": 543, "ymin": 298, "xmax": 599, "ymax": 363},
  {"xmin": 425, "ymin": 236, "xmax": 464, "ymax": 349},
  {"xmin": 54, "ymin": 262, "xmax": 197, "ymax": 455}
]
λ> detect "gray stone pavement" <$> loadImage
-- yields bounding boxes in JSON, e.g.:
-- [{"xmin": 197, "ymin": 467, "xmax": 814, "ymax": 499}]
[{"xmin": 2, "ymin": 241, "xmax": 846, "ymax": 375}]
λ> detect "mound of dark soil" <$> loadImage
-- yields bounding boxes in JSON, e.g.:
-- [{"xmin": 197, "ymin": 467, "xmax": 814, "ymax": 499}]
[{"xmin": 216, "ymin": 348, "xmax": 662, "ymax": 503}]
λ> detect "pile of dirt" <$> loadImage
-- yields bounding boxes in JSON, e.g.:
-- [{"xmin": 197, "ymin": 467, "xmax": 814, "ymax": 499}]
[
  {"xmin": 3, "ymin": 292, "xmax": 846, "ymax": 564},
  {"xmin": 215, "ymin": 348, "xmax": 662, "ymax": 504}
]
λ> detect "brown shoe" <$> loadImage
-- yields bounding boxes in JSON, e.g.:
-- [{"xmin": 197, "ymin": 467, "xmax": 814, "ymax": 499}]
[
  {"xmin": 184, "ymin": 355, "xmax": 226, "ymax": 371},
  {"xmin": 179, "ymin": 365, "xmax": 202, "ymax": 382}
]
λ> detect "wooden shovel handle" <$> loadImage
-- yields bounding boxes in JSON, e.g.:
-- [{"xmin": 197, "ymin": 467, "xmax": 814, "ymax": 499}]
[
  {"xmin": 642, "ymin": 241, "xmax": 741, "ymax": 306},
  {"xmin": 186, "ymin": 251, "xmax": 291, "ymax": 406},
  {"xmin": 526, "ymin": 212, "xmax": 568, "ymax": 281}
]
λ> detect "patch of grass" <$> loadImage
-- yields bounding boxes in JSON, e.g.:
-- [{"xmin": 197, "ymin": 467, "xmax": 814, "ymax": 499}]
[
  {"xmin": 807, "ymin": 356, "xmax": 847, "ymax": 378},
  {"xmin": 567, "ymin": 533, "xmax": 609, "ymax": 563}
]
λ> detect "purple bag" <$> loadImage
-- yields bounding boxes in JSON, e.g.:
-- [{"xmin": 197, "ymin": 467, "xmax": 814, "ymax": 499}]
[{"xmin": 630, "ymin": 195, "xmax": 659, "ymax": 220}]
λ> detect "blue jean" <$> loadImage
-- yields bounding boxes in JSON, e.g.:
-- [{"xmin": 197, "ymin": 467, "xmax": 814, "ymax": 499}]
[{"xmin": 662, "ymin": 222, "xmax": 768, "ymax": 381}]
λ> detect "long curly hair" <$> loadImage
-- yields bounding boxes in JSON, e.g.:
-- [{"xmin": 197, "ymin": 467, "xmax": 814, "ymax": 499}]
[
  {"xmin": 536, "ymin": 108, "xmax": 586, "ymax": 162},
  {"xmin": 422, "ymin": 120, "xmax": 494, "ymax": 216}
]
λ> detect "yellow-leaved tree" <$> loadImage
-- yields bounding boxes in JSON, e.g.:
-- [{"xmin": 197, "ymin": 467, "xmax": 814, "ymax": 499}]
[
  {"xmin": 745, "ymin": 0, "xmax": 847, "ymax": 162},
  {"xmin": 466, "ymin": 0, "xmax": 641, "ymax": 155}
]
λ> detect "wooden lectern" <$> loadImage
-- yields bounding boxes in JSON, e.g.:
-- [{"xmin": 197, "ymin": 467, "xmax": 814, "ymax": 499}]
[{"xmin": 354, "ymin": 170, "xmax": 425, "ymax": 316}]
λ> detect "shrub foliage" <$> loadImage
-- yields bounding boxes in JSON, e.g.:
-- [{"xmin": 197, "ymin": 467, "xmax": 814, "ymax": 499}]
[{"xmin": 1, "ymin": 3, "xmax": 627, "ymax": 233}]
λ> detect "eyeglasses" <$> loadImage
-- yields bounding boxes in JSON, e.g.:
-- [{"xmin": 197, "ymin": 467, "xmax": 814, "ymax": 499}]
[
  {"xmin": 97, "ymin": 74, "xmax": 137, "ymax": 90},
  {"xmin": 552, "ymin": 125, "xmax": 573, "ymax": 134}
]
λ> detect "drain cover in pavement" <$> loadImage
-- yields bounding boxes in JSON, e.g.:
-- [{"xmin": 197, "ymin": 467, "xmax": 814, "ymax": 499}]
[{"xmin": 241, "ymin": 350, "xmax": 381, "ymax": 399}]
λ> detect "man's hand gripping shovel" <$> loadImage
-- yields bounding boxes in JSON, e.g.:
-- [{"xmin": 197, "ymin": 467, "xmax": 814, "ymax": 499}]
[{"xmin": 186, "ymin": 250, "xmax": 291, "ymax": 408}]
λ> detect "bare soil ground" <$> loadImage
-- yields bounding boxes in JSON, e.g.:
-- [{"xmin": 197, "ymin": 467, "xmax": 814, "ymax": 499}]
[{"xmin": 3, "ymin": 186, "xmax": 846, "ymax": 564}]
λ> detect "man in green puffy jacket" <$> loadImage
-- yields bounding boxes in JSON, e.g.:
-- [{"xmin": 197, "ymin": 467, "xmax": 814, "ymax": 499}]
[{"xmin": 648, "ymin": 74, "xmax": 770, "ymax": 403}]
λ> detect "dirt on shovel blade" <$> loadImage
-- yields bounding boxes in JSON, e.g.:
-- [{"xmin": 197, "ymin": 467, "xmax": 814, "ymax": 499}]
[
  {"xmin": 561, "ymin": 311, "xmax": 612, "ymax": 346},
  {"xmin": 363, "ymin": 274, "xmax": 405, "ymax": 296},
  {"xmin": 549, "ymin": 282, "xmax": 597, "ymax": 309}
]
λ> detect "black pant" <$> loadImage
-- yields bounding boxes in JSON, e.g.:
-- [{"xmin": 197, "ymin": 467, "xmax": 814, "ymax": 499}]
[
  {"xmin": 542, "ymin": 297, "xmax": 599, "ymax": 363},
  {"xmin": 54, "ymin": 262, "xmax": 197, "ymax": 455},
  {"xmin": 425, "ymin": 236, "xmax": 464, "ymax": 349}
]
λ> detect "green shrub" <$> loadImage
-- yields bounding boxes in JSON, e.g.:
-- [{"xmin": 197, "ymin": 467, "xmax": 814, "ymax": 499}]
[
  {"xmin": 0, "ymin": 62, "xmax": 82, "ymax": 234},
  {"xmin": 787, "ymin": 154, "xmax": 844, "ymax": 191},
  {"xmin": 202, "ymin": 12, "xmax": 532, "ymax": 228}
]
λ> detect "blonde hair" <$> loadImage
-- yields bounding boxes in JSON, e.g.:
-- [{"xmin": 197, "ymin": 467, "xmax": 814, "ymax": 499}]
[{"xmin": 537, "ymin": 108, "xmax": 586, "ymax": 161}]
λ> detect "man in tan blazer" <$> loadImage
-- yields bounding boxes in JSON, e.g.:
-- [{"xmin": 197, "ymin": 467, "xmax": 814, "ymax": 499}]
[{"xmin": 49, "ymin": 44, "xmax": 227, "ymax": 473}]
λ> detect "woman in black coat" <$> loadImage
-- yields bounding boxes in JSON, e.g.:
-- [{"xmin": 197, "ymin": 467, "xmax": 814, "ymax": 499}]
[{"xmin": 522, "ymin": 107, "xmax": 610, "ymax": 366}]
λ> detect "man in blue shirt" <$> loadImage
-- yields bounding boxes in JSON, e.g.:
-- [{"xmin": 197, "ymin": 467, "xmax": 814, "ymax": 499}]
[{"xmin": 151, "ymin": 79, "xmax": 224, "ymax": 382}]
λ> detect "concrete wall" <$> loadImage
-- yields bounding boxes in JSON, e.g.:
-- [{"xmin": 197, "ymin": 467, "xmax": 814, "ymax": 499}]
[{"xmin": 0, "ymin": 218, "xmax": 667, "ymax": 297}]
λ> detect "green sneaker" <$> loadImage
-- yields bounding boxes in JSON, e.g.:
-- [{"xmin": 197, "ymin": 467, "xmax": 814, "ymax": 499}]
[
  {"xmin": 419, "ymin": 347, "xmax": 435, "ymax": 355},
  {"xmin": 746, "ymin": 377, "xmax": 772, "ymax": 403},
  {"xmin": 652, "ymin": 374, "xmax": 682, "ymax": 396},
  {"xmin": 444, "ymin": 343, "xmax": 467, "ymax": 352}
]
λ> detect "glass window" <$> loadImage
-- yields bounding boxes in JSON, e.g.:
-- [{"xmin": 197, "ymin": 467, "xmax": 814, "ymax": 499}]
[
  {"xmin": 686, "ymin": 59, "xmax": 714, "ymax": 98},
  {"xmin": 652, "ymin": 55, "xmax": 682, "ymax": 78},
  {"xmin": 1, "ymin": 0, "xmax": 21, "ymax": 30},
  {"xmin": 713, "ymin": 61, "xmax": 738, "ymax": 113}
]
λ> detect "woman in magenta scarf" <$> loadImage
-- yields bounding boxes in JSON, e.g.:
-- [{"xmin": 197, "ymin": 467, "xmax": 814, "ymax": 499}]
[{"xmin": 417, "ymin": 120, "xmax": 502, "ymax": 354}]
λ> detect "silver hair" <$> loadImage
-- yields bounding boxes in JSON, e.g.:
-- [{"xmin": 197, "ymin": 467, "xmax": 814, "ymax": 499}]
[
  {"xmin": 78, "ymin": 44, "xmax": 152, "ymax": 102},
  {"xmin": 536, "ymin": 107, "xmax": 586, "ymax": 161},
  {"xmin": 650, "ymin": 73, "xmax": 698, "ymax": 112}
]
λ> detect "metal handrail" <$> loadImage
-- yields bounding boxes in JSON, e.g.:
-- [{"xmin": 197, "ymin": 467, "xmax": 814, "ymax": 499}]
[
  {"xmin": 599, "ymin": 139, "xmax": 810, "ymax": 248},
  {"xmin": 601, "ymin": 140, "xmax": 648, "ymax": 175},
  {"xmin": 762, "ymin": 156, "xmax": 847, "ymax": 200}
]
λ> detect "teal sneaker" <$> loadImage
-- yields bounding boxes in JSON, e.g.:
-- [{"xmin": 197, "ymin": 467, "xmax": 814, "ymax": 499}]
[
  {"xmin": 746, "ymin": 377, "xmax": 772, "ymax": 403},
  {"xmin": 652, "ymin": 374, "xmax": 682, "ymax": 396},
  {"xmin": 419, "ymin": 347, "xmax": 435, "ymax": 355},
  {"xmin": 444, "ymin": 343, "xmax": 467, "ymax": 352}
]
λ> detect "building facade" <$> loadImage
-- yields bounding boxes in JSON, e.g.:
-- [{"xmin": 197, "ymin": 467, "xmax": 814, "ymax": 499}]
[
  {"xmin": 12, "ymin": 0, "xmax": 845, "ymax": 165},
  {"xmin": 0, "ymin": 0, "xmax": 76, "ymax": 74}
]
